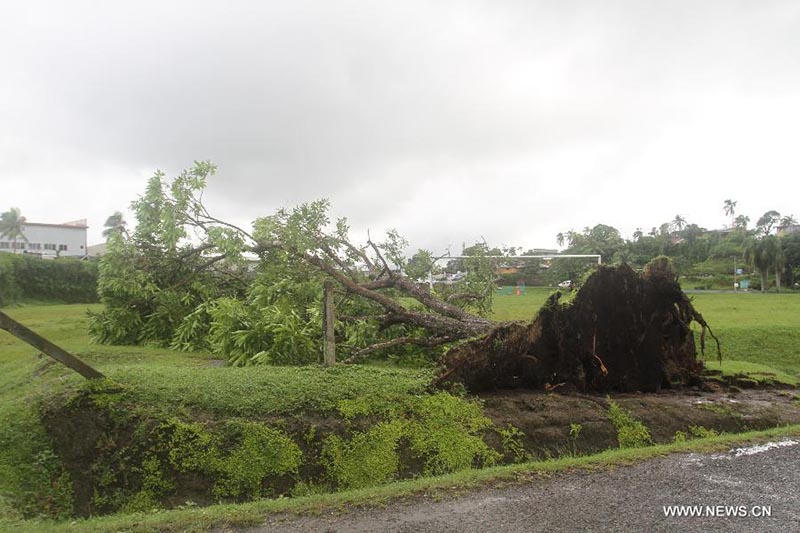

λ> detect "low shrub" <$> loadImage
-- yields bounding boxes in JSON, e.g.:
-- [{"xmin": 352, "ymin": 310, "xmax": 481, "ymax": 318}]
[{"xmin": 607, "ymin": 400, "xmax": 653, "ymax": 449}]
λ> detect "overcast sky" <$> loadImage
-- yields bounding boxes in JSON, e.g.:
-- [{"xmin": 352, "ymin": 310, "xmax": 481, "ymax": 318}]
[{"xmin": 1, "ymin": 1, "xmax": 798, "ymax": 252}]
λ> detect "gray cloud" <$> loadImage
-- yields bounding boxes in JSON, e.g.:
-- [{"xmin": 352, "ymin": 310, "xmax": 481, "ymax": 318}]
[{"xmin": 1, "ymin": 1, "xmax": 799, "ymax": 250}]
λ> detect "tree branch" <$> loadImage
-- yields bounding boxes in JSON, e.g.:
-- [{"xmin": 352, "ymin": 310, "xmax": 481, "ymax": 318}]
[
  {"xmin": 342, "ymin": 335, "xmax": 453, "ymax": 364},
  {"xmin": 299, "ymin": 250, "xmax": 488, "ymax": 337},
  {"xmin": 367, "ymin": 232, "xmax": 392, "ymax": 278}
]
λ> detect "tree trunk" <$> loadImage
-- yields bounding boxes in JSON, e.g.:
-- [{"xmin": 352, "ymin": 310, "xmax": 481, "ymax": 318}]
[{"xmin": 761, "ymin": 270, "xmax": 769, "ymax": 293}]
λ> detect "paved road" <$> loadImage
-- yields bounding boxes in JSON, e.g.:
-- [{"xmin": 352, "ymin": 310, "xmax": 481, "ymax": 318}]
[{"xmin": 248, "ymin": 440, "xmax": 800, "ymax": 532}]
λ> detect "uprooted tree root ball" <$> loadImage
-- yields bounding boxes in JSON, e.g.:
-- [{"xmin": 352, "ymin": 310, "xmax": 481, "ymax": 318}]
[{"xmin": 435, "ymin": 261, "xmax": 721, "ymax": 394}]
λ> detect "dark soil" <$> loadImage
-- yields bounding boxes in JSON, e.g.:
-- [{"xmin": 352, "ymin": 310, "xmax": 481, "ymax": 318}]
[{"xmin": 481, "ymin": 387, "xmax": 800, "ymax": 458}]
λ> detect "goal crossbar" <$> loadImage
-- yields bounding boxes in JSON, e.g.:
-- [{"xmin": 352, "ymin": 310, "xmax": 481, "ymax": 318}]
[{"xmin": 441, "ymin": 254, "xmax": 602, "ymax": 264}]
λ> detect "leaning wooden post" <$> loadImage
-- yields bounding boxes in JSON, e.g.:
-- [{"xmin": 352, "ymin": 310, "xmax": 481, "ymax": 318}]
[
  {"xmin": 0, "ymin": 310, "xmax": 105, "ymax": 380},
  {"xmin": 322, "ymin": 280, "xmax": 336, "ymax": 366}
]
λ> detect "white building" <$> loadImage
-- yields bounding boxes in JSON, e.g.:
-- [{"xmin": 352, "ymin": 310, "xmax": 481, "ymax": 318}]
[
  {"xmin": 777, "ymin": 224, "xmax": 800, "ymax": 236},
  {"xmin": 0, "ymin": 219, "xmax": 88, "ymax": 258}
]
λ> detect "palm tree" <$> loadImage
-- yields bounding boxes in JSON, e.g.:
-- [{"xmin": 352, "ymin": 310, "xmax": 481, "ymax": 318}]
[
  {"xmin": 102, "ymin": 211, "xmax": 129, "ymax": 239},
  {"xmin": 774, "ymin": 242, "xmax": 786, "ymax": 292},
  {"xmin": 556, "ymin": 232, "xmax": 565, "ymax": 247},
  {"xmin": 0, "ymin": 207, "xmax": 28, "ymax": 252},
  {"xmin": 744, "ymin": 236, "xmax": 782, "ymax": 293},
  {"xmin": 672, "ymin": 215, "xmax": 687, "ymax": 232},
  {"xmin": 723, "ymin": 199, "xmax": 737, "ymax": 227}
]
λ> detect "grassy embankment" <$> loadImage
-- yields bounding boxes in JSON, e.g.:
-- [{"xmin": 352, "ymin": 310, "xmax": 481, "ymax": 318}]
[
  {"xmin": 11, "ymin": 425, "xmax": 800, "ymax": 533},
  {"xmin": 1, "ymin": 291, "xmax": 799, "ymax": 531},
  {"xmin": 0, "ymin": 304, "xmax": 480, "ymax": 526}
]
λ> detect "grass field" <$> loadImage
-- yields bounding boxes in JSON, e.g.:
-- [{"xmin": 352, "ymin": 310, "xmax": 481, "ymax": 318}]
[{"xmin": 490, "ymin": 287, "xmax": 555, "ymax": 321}]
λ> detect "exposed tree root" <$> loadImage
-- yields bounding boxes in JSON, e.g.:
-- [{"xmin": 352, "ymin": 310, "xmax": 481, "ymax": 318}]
[{"xmin": 435, "ymin": 263, "xmax": 721, "ymax": 393}]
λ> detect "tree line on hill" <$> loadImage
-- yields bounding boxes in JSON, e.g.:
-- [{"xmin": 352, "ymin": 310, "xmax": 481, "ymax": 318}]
[{"xmin": 547, "ymin": 201, "xmax": 797, "ymax": 292}]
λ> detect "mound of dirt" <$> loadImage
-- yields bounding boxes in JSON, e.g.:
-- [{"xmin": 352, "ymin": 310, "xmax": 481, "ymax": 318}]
[
  {"xmin": 436, "ymin": 262, "xmax": 720, "ymax": 393},
  {"xmin": 481, "ymin": 388, "xmax": 800, "ymax": 458}
]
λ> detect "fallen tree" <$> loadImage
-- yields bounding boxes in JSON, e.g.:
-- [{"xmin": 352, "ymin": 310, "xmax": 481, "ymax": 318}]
[
  {"xmin": 435, "ymin": 260, "xmax": 721, "ymax": 393},
  {"xmin": 93, "ymin": 163, "xmax": 719, "ymax": 384},
  {"xmin": 91, "ymin": 163, "xmax": 500, "ymax": 363}
]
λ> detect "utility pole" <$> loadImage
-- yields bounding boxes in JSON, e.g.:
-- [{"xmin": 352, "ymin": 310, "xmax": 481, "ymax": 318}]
[
  {"xmin": 322, "ymin": 280, "xmax": 336, "ymax": 366},
  {"xmin": 0, "ymin": 311, "xmax": 104, "ymax": 380}
]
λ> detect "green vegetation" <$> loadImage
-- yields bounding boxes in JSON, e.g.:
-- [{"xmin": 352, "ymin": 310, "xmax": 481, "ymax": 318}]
[
  {"xmin": 2, "ymin": 287, "xmax": 800, "ymax": 526},
  {"xmin": 88, "ymin": 164, "xmax": 501, "ymax": 368},
  {"xmin": 6, "ymin": 425, "xmax": 800, "ymax": 533},
  {"xmin": 568, "ymin": 423, "xmax": 583, "ymax": 456},
  {"xmin": 550, "ymin": 205, "xmax": 800, "ymax": 293},
  {"xmin": 0, "ymin": 304, "xmax": 99, "ymax": 521},
  {"xmin": 0, "ymin": 305, "xmax": 507, "ymax": 519},
  {"xmin": 101, "ymin": 365, "xmax": 432, "ymax": 418},
  {"xmin": 48, "ymin": 381, "xmax": 502, "ymax": 512},
  {"xmin": 0, "ymin": 208, "xmax": 27, "ymax": 253},
  {"xmin": 324, "ymin": 392, "xmax": 503, "ymax": 486},
  {"xmin": 0, "ymin": 254, "xmax": 98, "ymax": 306},
  {"xmin": 688, "ymin": 425, "xmax": 719, "ymax": 439},
  {"xmin": 606, "ymin": 400, "xmax": 653, "ymax": 449},
  {"xmin": 687, "ymin": 293, "xmax": 800, "ymax": 375},
  {"xmin": 322, "ymin": 421, "xmax": 405, "ymax": 489},
  {"xmin": 491, "ymin": 287, "xmax": 554, "ymax": 321}
]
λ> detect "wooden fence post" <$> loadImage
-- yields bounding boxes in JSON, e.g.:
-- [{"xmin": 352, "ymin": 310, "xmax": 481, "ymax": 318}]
[
  {"xmin": 0, "ymin": 310, "xmax": 105, "ymax": 380},
  {"xmin": 322, "ymin": 280, "xmax": 336, "ymax": 366}
]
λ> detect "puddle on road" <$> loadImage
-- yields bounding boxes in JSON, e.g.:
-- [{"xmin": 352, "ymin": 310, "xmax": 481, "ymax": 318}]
[
  {"xmin": 730, "ymin": 439, "xmax": 799, "ymax": 457},
  {"xmin": 681, "ymin": 439, "xmax": 799, "ymax": 465}
]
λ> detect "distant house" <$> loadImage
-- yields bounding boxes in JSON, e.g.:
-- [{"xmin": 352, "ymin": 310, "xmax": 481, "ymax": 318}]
[
  {"xmin": 0, "ymin": 219, "xmax": 88, "ymax": 258},
  {"xmin": 777, "ymin": 224, "xmax": 800, "ymax": 236},
  {"xmin": 528, "ymin": 248, "xmax": 558, "ymax": 255},
  {"xmin": 706, "ymin": 228, "xmax": 735, "ymax": 237},
  {"xmin": 496, "ymin": 265, "xmax": 520, "ymax": 275}
]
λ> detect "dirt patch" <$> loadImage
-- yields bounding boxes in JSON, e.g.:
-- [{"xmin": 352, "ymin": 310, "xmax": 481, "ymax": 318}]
[{"xmin": 481, "ymin": 388, "xmax": 800, "ymax": 457}]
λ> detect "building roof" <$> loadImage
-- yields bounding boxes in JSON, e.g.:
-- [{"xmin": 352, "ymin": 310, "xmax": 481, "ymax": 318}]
[
  {"xmin": 777, "ymin": 224, "xmax": 800, "ymax": 235},
  {"xmin": 21, "ymin": 220, "xmax": 89, "ymax": 230}
]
